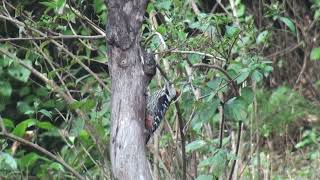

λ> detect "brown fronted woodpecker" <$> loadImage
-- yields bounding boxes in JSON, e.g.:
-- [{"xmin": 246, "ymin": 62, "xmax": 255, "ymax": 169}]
[{"xmin": 145, "ymin": 83, "xmax": 180, "ymax": 143}]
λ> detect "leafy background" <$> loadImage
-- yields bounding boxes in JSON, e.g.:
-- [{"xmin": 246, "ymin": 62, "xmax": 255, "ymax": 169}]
[{"xmin": 0, "ymin": 0, "xmax": 320, "ymax": 179}]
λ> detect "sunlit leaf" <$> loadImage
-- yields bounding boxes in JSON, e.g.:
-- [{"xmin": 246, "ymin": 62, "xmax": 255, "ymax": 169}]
[
  {"xmin": 278, "ymin": 16, "xmax": 296, "ymax": 33},
  {"xmin": 196, "ymin": 175, "xmax": 213, "ymax": 180},
  {"xmin": 8, "ymin": 61, "xmax": 31, "ymax": 82},
  {"xmin": 256, "ymin": 30, "xmax": 269, "ymax": 44},
  {"xmin": 70, "ymin": 99, "xmax": 96, "ymax": 112},
  {"xmin": 38, "ymin": 109, "xmax": 52, "ymax": 119},
  {"xmin": 12, "ymin": 119, "xmax": 36, "ymax": 137},
  {"xmin": 0, "ymin": 152, "xmax": 17, "ymax": 171},
  {"xmin": 186, "ymin": 140, "xmax": 207, "ymax": 153},
  {"xmin": 49, "ymin": 162, "xmax": 65, "ymax": 172},
  {"xmin": 226, "ymin": 25, "xmax": 240, "ymax": 38},
  {"xmin": 198, "ymin": 150, "xmax": 228, "ymax": 176},
  {"xmin": 0, "ymin": 56, "xmax": 13, "ymax": 67},
  {"xmin": 37, "ymin": 121, "xmax": 56, "ymax": 130},
  {"xmin": 236, "ymin": 4, "xmax": 245, "ymax": 17},
  {"xmin": 19, "ymin": 153, "xmax": 40, "ymax": 168},
  {"xmin": 0, "ymin": 81, "xmax": 12, "ymax": 97},
  {"xmin": 17, "ymin": 101, "xmax": 33, "ymax": 115},
  {"xmin": 241, "ymin": 87, "xmax": 254, "ymax": 105},
  {"xmin": 311, "ymin": 47, "xmax": 320, "ymax": 61},
  {"xmin": 156, "ymin": 0, "xmax": 171, "ymax": 10},
  {"xmin": 236, "ymin": 69, "xmax": 250, "ymax": 84},
  {"xmin": 224, "ymin": 97, "xmax": 247, "ymax": 121},
  {"xmin": 3, "ymin": 118, "xmax": 15, "ymax": 130},
  {"xmin": 251, "ymin": 70, "xmax": 263, "ymax": 82}
]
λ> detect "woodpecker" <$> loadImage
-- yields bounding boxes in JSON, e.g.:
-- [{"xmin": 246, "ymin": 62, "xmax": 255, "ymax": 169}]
[{"xmin": 145, "ymin": 83, "xmax": 180, "ymax": 143}]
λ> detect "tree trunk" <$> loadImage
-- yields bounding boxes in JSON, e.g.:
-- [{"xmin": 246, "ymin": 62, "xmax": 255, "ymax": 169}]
[{"xmin": 106, "ymin": 0, "xmax": 152, "ymax": 179}]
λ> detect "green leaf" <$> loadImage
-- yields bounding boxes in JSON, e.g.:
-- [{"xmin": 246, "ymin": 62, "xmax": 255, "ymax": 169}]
[
  {"xmin": 241, "ymin": 87, "xmax": 254, "ymax": 105},
  {"xmin": 69, "ymin": 99, "xmax": 95, "ymax": 112},
  {"xmin": 224, "ymin": 97, "xmax": 247, "ymax": 121},
  {"xmin": 38, "ymin": 109, "xmax": 52, "ymax": 119},
  {"xmin": 0, "ymin": 152, "xmax": 17, "ymax": 171},
  {"xmin": 36, "ymin": 87, "xmax": 49, "ymax": 97},
  {"xmin": 236, "ymin": 68, "xmax": 250, "ymax": 84},
  {"xmin": 262, "ymin": 65, "xmax": 273, "ymax": 75},
  {"xmin": 278, "ymin": 17, "xmax": 296, "ymax": 33},
  {"xmin": 198, "ymin": 150, "xmax": 227, "ymax": 176},
  {"xmin": 19, "ymin": 86, "xmax": 31, "ymax": 96},
  {"xmin": 187, "ymin": 54, "xmax": 202, "ymax": 63},
  {"xmin": 0, "ymin": 56, "xmax": 13, "ymax": 67},
  {"xmin": 8, "ymin": 61, "xmax": 32, "ymax": 82},
  {"xmin": 310, "ymin": 47, "xmax": 320, "ymax": 61},
  {"xmin": 56, "ymin": 0, "xmax": 66, "ymax": 14},
  {"xmin": 40, "ymin": 1, "xmax": 57, "ymax": 9},
  {"xmin": 256, "ymin": 30, "xmax": 269, "ymax": 44},
  {"xmin": 226, "ymin": 25, "xmax": 240, "ymax": 38},
  {"xmin": 146, "ymin": 3, "xmax": 155, "ymax": 13},
  {"xmin": 206, "ymin": 77, "xmax": 223, "ymax": 90},
  {"xmin": 251, "ymin": 70, "xmax": 263, "ymax": 82},
  {"xmin": 49, "ymin": 162, "xmax": 65, "ymax": 172},
  {"xmin": 70, "ymin": 118, "xmax": 85, "ymax": 136},
  {"xmin": 19, "ymin": 152, "xmax": 40, "ymax": 168},
  {"xmin": 156, "ymin": 0, "xmax": 172, "ymax": 10},
  {"xmin": 17, "ymin": 101, "xmax": 33, "ymax": 114},
  {"xmin": 79, "ymin": 130, "xmax": 91, "ymax": 145},
  {"xmin": 0, "ymin": 81, "xmax": 12, "ymax": 97},
  {"xmin": 37, "ymin": 121, "xmax": 56, "ymax": 130},
  {"xmin": 196, "ymin": 175, "xmax": 213, "ymax": 180},
  {"xmin": 186, "ymin": 140, "xmax": 207, "ymax": 153},
  {"xmin": 93, "ymin": 0, "xmax": 107, "ymax": 13},
  {"xmin": 236, "ymin": 4, "xmax": 245, "ymax": 17},
  {"xmin": 13, "ymin": 119, "xmax": 36, "ymax": 137},
  {"xmin": 3, "ymin": 118, "xmax": 15, "ymax": 130}
]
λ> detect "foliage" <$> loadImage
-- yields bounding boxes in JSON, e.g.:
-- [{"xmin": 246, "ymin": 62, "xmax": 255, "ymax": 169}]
[{"xmin": 256, "ymin": 86, "xmax": 319, "ymax": 137}]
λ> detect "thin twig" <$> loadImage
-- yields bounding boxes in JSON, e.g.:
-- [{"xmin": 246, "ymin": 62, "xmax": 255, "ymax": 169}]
[
  {"xmin": 228, "ymin": 122, "xmax": 242, "ymax": 180},
  {"xmin": 266, "ymin": 42, "xmax": 303, "ymax": 58},
  {"xmin": 0, "ymin": 115, "xmax": 7, "ymax": 133},
  {"xmin": 0, "ymin": 49, "xmax": 74, "ymax": 104},
  {"xmin": 192, "ymin": 63, "xmax": 239, "ymax": 96},
  {"xmin": 0, "ymin": 132, "xmax": 85, "ymax": 180},
  {"xmin": 160, "ymin": 50, "xmax": 226, "ymax": 62},
  {"xmin": 218, "ymin": 101, "xmax": 225, "ymax": 149},
  {"xmin": 0, "ymin": 35, "xmax": 105, "ymax": 42},
  {"xmin": 189, "ymin": 0, "xmax": 201, "ymax": 16},
  {"xmin": 32, "ymin": 42, "xmax": 74, "ymax": 100},
  {"xmin": 66, "ymin": 3, "xmax": 106, "ymax": 36},
  {"xmin": 156, "ymin": 64, "xmax": 171, "ymax": 84},
  {"xmin": 192, "ymin": 62, "xmax": 243, "ymax": 180},
  {"xmin": 175, "ymin": 102, "xmax": 186, "ymax": 180},
  {"xmin": 0, "ymin": 48, "xmax": 105, "ymax": 163},
  {"xmin": 0, "ymin": 14, "xmax": 109, "ymax": 91}
]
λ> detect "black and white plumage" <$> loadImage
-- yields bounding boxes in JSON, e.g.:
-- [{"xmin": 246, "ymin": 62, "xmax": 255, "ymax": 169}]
[{"xmin": 145, "ymin": 83, "xmax": 179, "ymax": 143}]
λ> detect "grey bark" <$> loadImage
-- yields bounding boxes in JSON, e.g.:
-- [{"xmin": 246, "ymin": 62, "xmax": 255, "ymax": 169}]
[{"xmin": 106, "ymin": 0, "xmax": 153, "ymax": 179}]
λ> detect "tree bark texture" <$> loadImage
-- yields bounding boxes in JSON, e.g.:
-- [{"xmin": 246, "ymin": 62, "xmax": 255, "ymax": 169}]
[{"xmin": 106, "ymin": 0, "xmax": 152, "ymax": 179}]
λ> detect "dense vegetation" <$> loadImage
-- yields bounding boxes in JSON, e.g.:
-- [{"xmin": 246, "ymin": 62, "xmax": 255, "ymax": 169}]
[{"xmin": 0, "ymin": 0, "xmax": 320, "ymax": 179}]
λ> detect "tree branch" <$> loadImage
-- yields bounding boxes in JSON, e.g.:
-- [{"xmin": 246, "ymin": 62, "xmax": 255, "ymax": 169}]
[
  {"xmin": 159, "ymin": 50, "xmax": 226, "ymax": 62},
  {"xmin": 191, "ymin": 62, "xmax": 243, "ymax": 179},
  {"xmin": 192, "ymin": 63, "xmax": 239, "ymax": 96},
  {"xmin": 174, "ymin": 102, "xmax": 186, "ymax": 180},
  {"xmin": 228, "ymin": 122, "xmax": 242, "ymax": 180},
  {"xmin": 0, "ymin": 35, "xmax": 105, "ymax": 42},
  {"xmin": 0, "ymin": 14, "xmax": 109, "ymax": 91},
  {"xmin": 0, "ymin": 132, "xmax": 85, "ymax": 180}
]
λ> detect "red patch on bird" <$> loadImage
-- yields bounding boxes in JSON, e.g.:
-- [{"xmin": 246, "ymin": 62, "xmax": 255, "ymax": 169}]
[
  {"xmin": 176, "ymin": 89, "xmax": 181, "ymax": 97},
  {"xmin": 145, "ymin": 115, "xmax": 153, "ymax": 130}
]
